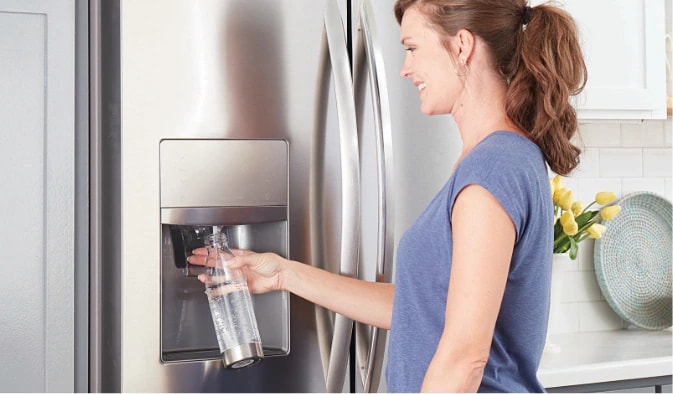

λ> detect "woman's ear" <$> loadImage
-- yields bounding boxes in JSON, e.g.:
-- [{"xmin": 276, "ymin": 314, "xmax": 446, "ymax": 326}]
[{"xmin": 455, "ymin": 29, "xmax": 475, "ymax": 64}]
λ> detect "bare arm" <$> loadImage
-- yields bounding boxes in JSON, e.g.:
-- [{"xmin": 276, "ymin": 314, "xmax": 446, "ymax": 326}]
[
  {"xmin": 284, "ymin": 258, "xmax": 394, "ymax": 329},
  {"xmin": 192, "ymin": 250, "xmax": 394, "ymax": 329},
  {"xmin": 421, "ymin": 184, "xmax": 515, "ymax": 392}
]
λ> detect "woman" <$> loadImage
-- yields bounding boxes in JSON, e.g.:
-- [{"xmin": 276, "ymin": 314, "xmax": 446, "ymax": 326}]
[{"xmin": 191, "ymin": 0, "xmax": 586, "ymax": 391}]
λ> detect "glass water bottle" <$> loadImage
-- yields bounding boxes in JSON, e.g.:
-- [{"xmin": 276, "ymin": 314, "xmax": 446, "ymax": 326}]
[{"xmin": 202, "ymin": 233, "xmax": 263, "ymax": 368}]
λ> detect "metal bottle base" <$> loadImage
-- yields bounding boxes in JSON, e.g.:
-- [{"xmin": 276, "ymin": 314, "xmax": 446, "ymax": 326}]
[{"xmin": 222, "ymin": 342, "xmax": 264, "ymax": 369}]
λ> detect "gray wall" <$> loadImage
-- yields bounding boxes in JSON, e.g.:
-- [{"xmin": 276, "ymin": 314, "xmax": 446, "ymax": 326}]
[{"xmin": 0, "ymin": 0, "xmax": 76, "ymax": 391}]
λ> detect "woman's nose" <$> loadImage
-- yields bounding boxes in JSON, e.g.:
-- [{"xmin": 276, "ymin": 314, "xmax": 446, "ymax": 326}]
[{"xmin": 399, "ymin": 64, "xmax": 412, "ymax": 78}]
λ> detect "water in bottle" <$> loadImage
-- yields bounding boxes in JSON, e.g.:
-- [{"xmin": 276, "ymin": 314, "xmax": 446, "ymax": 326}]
[{"xmin": 202, "ymin": 232, "xmax": 263, "ymax": 368}]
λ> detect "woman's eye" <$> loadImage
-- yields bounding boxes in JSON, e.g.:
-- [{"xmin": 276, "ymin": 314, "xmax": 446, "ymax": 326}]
[{"xmin": 405, "ymin": 47, "xmax": 416, "ymax": 53}]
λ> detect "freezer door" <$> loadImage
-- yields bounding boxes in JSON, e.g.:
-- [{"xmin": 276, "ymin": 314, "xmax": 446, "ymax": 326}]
[
  {"xmin": 90, "ymin": 0, "xmax": 358, "ymax": 391},
  {"xmin": 353, "ymin": 0, "xmax": 395, "ymax": 392},
  {"xmin": 312, "ymin": 0, "xmax": 361, "ymax": 391}
]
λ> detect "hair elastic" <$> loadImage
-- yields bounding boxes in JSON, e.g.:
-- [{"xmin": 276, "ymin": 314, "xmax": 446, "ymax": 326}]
[{"xmin": 521, "ymin": 6, "xmax": 532, "ymax": 26}]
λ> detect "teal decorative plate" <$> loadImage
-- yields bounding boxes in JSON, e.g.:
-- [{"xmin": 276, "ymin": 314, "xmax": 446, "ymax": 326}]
[{"xmin": 594, "ymin": 191, "xmax": 672, "ymax": 330}]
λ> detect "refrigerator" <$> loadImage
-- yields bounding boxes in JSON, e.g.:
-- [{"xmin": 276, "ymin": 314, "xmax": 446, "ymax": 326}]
[{"xmin": 88, "ymin": 0, "xmax": 461, "ymax": 392}]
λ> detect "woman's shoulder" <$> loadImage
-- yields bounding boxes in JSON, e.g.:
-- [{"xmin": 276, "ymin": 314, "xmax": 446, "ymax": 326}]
[{"xmin": 452, "ymin": 131, "xmax": 547, "ymax": 192}]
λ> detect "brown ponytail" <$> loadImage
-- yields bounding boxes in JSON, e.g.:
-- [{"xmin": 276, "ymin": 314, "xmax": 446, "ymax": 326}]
[
  {"xmin": 505, "ymin": 4, "xmax": 586, "ymax": 175},
  {"xmin": 394, "ymin": 0, "xmax": 587, "ymax": 176}
]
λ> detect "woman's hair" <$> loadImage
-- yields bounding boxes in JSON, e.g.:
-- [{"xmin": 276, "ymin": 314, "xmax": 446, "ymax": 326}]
[{"xmin": 394, "ymin": 0, "xmax": 587, "ymax": 176}]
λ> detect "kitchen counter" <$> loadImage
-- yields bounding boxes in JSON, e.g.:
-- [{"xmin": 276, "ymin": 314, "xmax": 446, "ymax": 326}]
[{"xmin": 538, "ymin": 328, "xmax": 672, "ymax": 392}]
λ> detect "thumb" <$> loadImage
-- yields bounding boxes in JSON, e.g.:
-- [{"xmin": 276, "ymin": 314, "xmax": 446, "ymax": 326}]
[
  {"xmin": 231, "ymin": 252, "xmax": 282, "ymax": 277},
  {"xmin": 230, "ymin": 248, "xmax": 255, "ymax": 257},
  {"xmin": 228, "ymin": 253, "xmax": 253, "ymax": 269}
]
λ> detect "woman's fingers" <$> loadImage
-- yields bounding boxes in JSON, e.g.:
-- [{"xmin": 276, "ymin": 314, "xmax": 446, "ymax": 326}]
[
  {"xmin": 191, "ymin": 247, "xmax": 208, "ymax": 256},
  {"xmin": 188, "ymin": 248, "xmax": 254, "ymax": 267},
  {"xmin": 187, "ymin": 254, "xmax": 206, "ymax": 266}
]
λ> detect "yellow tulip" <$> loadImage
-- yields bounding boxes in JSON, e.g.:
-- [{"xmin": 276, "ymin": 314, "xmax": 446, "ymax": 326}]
[
  {"xmin": 586, "ymin": 223, "xmax": 607, "ymax": 239},
  {"xmin": 595, "ymin": 192, "xmax": 617, "ymax": 205},
  {"xmin": 559, "ymin": 189, "xmax": 574, "ymax": 211},
  {"xmin": 560, "ymin": 211, "xmax": 578, "ymax": 236},
  {"xmin": 600, "ymin": 205, "xmax": 621, "ymax": 220},
  {"xmin": 563, "ymin": 220, "xmax": 579, "ymax": 236},
  {"xmin": 550, "ymin": 175, "xmax": 563, "ymax": 194},
  {"xmin": 553, "ymin": 187, "xmax": 567, "ymax": 205},
  {"xmin": 571, "ymin": 201, "xmax": 583, "ymax": 216},
  {"xmin": 560, "ymin": 211, "xmax": 575, "ymax": 226}
]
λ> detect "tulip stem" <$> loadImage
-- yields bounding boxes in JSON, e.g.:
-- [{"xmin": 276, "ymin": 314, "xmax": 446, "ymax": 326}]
[
  {"xmin": 581, "ymin": 201, "xmax": 597, "ymax": 215},
  {"xmin": 553, "ymin": 217, "xmax": 599, "ymax": 254}
]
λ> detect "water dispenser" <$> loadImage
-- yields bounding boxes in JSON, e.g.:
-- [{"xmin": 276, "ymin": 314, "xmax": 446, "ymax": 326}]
[{"xmin": 159, "ymin": 139, "xmax": 290, "ymax": 366}]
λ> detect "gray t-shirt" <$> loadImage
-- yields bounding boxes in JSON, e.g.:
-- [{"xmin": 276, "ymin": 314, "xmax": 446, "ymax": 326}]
[{"xmin": 386, "ymin": 131, "xmax": 553, "ymax": 392}]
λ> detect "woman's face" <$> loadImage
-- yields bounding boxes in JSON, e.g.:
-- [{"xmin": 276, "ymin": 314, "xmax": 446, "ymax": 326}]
[{"xmin": 399, "ymin": 7, "xmax": 459, "ymax": 115}]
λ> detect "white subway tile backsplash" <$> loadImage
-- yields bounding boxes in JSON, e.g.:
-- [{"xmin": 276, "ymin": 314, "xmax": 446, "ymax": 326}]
[
  {"xmin": 576, "ymin": 178, "xmax": 622, "ymax": 206},
  {"xmin": 577, "ymin": 123, "xmax": 621, "ymax": 147},
  {"xmin": 599, "ymin": 149, "xmax": 643, "ymax": 177},
  {"xmin": 577, "ymin": 271, "xmax": 603, "ymax": 302},
  {"xmin": 643, "ymin": 148, "xmax": 672, "ymax": 177},
  {"xmin": 560, "ymin": 271, "xmax": 601, "ymax": 303},
  {"xmin": 550, "ymin": 303, "xmax": 579, "ymax": 335},
  {"xmin": 621, "ymin": 121, "xmax": 664, "ymax": 147},
  {"xmin": 578, "ymin": 301, "xmax": 625, "ymax": 332},
  {"xmin": 572, "ymin": 148, "xmax": 600, "ymax": 178},
  {"xmin": 549, "ymin": 119, "xmax": 670, "ymax": 335},
  {"xmin": 622, "ymin": 178, "xmax": 668, "ymax": 196}
]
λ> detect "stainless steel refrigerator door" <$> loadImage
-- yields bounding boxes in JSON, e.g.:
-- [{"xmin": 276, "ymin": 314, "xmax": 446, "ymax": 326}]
[
  {"xmin": 90, "ymin": 0, "xmax": 358, "ymax": 391},
  {"xmin": 361, "ymin": 0, "xmax": 462, "ymax": 235}
]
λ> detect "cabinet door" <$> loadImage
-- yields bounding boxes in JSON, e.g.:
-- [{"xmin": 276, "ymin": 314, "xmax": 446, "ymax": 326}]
[
  {"xmin": 531, "ymin": 0, "xmax": 667, "ymax": 120},
  {"xmin": 0, "ymin": 0, "xmax": 75, "ymax": 391}
]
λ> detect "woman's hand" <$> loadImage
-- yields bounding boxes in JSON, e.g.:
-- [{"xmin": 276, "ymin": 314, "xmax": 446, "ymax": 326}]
[
  {"xmin": 189, "ymin": 248, "xmax": 395, "ymax": 329},
  {"xmin": 188, "ymin": 249, "xmax": 287, "ymax": 294}
]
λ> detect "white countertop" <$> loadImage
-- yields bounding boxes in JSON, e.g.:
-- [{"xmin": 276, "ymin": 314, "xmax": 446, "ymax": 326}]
[{"xmin": 537, "ymin": 328, "xmax": 672, "ymax": 389}]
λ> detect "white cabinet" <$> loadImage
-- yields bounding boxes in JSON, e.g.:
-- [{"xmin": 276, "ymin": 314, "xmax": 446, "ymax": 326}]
[
  {"xmin": 0, "ymin": 0, "xmax": 76, "ymax": 391},
  {"xmin": 531, "ymin": 0, "xmax": 667, "ymax": 120}
]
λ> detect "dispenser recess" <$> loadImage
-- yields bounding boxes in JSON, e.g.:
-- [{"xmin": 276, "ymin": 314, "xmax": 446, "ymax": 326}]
[{"xmin": 159, "ymin": 139, "xmax": 290, "ymax": 363}]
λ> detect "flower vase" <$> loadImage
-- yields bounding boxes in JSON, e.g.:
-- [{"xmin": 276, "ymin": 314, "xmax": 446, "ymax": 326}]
[{"xmin": 544, "ymin": 253, "xmax": 571, "ymax": 354}]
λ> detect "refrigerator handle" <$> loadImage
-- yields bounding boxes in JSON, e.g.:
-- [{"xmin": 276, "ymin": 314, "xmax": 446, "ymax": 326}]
[
  {"xmin": 353, "ymin": 0, "xmax": 395, "ymax": 391},
  {"xmin": 312, "ymin": 0, "xmax": 360, "ymax": 392}
]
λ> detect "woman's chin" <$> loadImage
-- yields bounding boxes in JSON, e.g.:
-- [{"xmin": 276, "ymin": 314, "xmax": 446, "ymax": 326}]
[
  {"xmin": 420, "ymin": 105, "xmax": 433, "ymax": 115},
  {"xmin": 420, "ymin": 107, "xmax": 445, "ymax": 116},
  {"xmin": 419, "ymin": 101, "xmax": 454, "ymax": 116}
]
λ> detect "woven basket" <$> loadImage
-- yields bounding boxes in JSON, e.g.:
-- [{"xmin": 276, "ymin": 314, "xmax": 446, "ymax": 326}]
[{"xmin": 594, "ymin": 191, "xmax": 672, "ymax": 330}]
